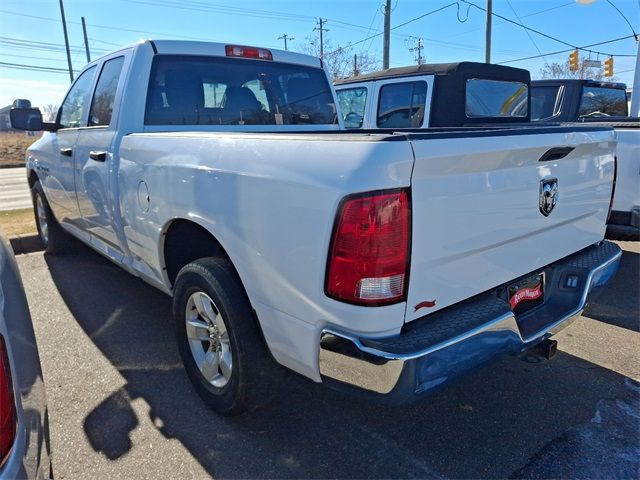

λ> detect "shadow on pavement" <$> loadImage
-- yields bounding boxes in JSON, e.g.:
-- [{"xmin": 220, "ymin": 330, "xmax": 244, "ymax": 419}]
[
  {"xmin": 584, "ymin": 249, "xmax": 639, "ymax": 333},
  {"xmin": 45, "ymin": 245, "xmax": 639, "ymax": 479}
]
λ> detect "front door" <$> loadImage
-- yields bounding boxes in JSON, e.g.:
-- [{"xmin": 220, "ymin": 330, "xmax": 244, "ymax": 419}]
[{"xmin": 43, "ymin": 66, "xmax": 97, "ymax": 228}]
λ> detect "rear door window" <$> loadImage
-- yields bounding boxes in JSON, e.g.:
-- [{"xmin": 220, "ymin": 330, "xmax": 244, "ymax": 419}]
[
  {"xmin": 88, "ymin": 56, "xmax": 125, "ymax": 127},
  {"xmin": 145, "ymin": 55, "xmax": 336, "ymax": 125},
  {"xmin": 376, "ymin": 81, "xmax": 427, "ymax": 128},
  {"xmin": 466, "ymin": 79, "xmax": 528, "ymax": 118},
  {"xmin": 579, "ymin": 86, "xmax": 627, "ymax": 117},
  {"xmin": 336, "ymin": 87, "xmax": 367, "ymax": 128}
]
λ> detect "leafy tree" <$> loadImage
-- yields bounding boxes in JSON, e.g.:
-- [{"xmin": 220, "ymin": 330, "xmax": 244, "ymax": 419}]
[
  {"xmin": 536, "ymin": 60, "xmax": 616, "ymax": 81},
  {"xmin": 298, "ymin": 36, "xmax": 380, "ymax": 80}
]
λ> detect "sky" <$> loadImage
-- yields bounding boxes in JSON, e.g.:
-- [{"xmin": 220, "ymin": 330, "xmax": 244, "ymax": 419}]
[{"xmin": 0, "ymin": 0, "xmax": 638, "ymax": 108}]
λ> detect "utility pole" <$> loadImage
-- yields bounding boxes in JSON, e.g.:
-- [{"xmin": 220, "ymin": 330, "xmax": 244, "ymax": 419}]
[
  {"xmin": 81, "ymin": 17, "xmax": 91, "ymax": 63},
  {"xmin": 409, "ymin": 37, "xmax": 424, "ymax": 65},
  {"xmin": 485, "ymin": 0, "xmax": 492, "ymax": 63},
  {"xmin": 314, "ymin": 18, "xmax": 328, "ymax": 58},
  {"xmin": 631, "ymin": 40, "xmax": 640, "ymax": 117},
  {"xmin": 353, "ymin": 54, "xmax": 358, "ymax": 76},
  {"xmin": 278, "ymin": 34, "xmax": 294, "ymax": 51},
  {"xmin": 383, "ymin": 0, "xmax": 391, "ymax": 69},
  {"xmin": 59, "ymin": 0, "xmax": 74, "ymax": 82}
]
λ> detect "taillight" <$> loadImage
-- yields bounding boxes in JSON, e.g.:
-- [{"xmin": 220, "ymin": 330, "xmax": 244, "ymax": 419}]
[
  {"xmin": 225, "ymin": 45, "xmax": 273, "ymax": 60},
  {"xmin": 0, "ymin": 335, "xmax": 16, "ymax": 466},
  {"xmin": 326, "ymin": 189, "xmax": 410, "ymax": 306}
]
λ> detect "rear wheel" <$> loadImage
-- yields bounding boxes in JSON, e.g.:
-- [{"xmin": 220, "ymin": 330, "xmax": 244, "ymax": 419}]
[
  {"xmin": 173, "ymin": 257, "xmax": 282, "ymax": 416},
  {"xmin": 32, "ymin": 181, "xmax": 72, "ymax": 254}
]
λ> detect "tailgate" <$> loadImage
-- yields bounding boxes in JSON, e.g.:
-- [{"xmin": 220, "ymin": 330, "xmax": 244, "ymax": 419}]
[{"xmin": 405, "ymin": 126, "xmax": 616, "ymax": 322}]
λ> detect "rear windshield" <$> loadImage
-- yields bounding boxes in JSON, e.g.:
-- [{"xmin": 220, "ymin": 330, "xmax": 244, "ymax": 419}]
[
  {"xmin": 145, "ymin": 55, "xmax": 337, "ymax": 126},
  {"xmin": 531, "ymin": 85, "xmax": 563, "ymax": 121},
  {"xmin": 579, "ymin": 86, "xmax": 627, "ymax": 118},
  {"xmin": 465, "ymin": 78, "xmax": 528, "ymax": 118}
]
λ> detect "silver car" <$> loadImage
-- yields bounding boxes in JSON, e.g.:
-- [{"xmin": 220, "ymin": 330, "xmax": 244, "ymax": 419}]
[{"xmin": 0, "ymin": 236, "xmax": 51, "ymax": 478}]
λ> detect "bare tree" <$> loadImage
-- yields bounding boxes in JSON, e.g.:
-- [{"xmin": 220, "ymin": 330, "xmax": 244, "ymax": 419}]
[
  {"xmin": 41, "ymin": 104, "xmax": 59, "ymax": 122},
  {"xmin": 298, "ymin": 35, "xmax": 380, "ymax": 81},
  {"xmin": 536, "ymin": 60, "xmax": 616, "ymax": 81}
]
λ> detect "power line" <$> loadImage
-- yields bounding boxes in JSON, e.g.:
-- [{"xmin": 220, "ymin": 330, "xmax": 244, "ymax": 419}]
[
  {"xmin": 0, "ymin": 61, "xmax": 80, "ymax": 74},
  {"xmin": 497, "ymin": 34, "xmax": 637, "ymax": 65},
  {"xmin": 0, "ymin": 36, "xmax": 109, "ymax": 55},
  {"xmin": 462, "ymin": 0, "xmax": 578, "ymax": 49},
  {"xmin": 327, "ymin": 2, "xmax": 458, "ymax": 54},
  {"xmin": 444, "ymin": 2, "xmax": 574, "ymax": 41},
  {"xmin": 462, "ymin": 0, "xmax": 637, "ymax": 58},
  {"xmin": 505, "ymin": 0, "xmax": 549, "ymax": 67}
]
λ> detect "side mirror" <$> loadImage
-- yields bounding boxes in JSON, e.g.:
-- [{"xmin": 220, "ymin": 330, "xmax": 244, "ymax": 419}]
[{"xmin": 10, "ymin": 108, "xmax": 43, "ymax": 131}]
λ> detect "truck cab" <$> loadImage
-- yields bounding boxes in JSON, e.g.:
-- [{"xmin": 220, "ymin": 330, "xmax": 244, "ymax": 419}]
[{"xmin": 334, "ymin": 61, "xmax": 530, "ymax": 129}]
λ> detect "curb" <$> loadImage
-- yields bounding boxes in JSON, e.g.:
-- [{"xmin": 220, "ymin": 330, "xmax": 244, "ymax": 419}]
[{"xmin": 9, "ymin": 234, "xmax": 43, "ymax": 255}]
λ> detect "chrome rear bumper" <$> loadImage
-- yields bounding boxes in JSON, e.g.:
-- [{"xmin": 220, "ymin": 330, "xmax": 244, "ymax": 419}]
[{"xmin": 319, "ymin": 241, "xmax": 622, "ymax": 399}]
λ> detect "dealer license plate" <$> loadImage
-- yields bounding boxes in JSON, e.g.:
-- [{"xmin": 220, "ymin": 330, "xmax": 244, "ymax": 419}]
[{"xmin": 507, "ymin": 273, "xmax": 544, "ymax": 316}]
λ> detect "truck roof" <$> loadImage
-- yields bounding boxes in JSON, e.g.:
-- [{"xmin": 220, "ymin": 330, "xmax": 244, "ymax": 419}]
[
  {"xmin": 532, "ymin": 79, "xmax": 627, "ymax": 90},
  {"xmin": 335, "ymin": 61, "xmax": 530, "ymax": 85},
  {"xmin": 103, "ymin": 39, "xmax": 323, "ymax": 69}
]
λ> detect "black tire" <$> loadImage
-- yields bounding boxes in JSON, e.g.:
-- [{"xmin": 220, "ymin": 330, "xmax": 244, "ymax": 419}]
[
  {"xmin": 32, "ymin": 181, "xmax": 72, "ymax": 254},
  {"xmin": 173, "ymin": 257, "xmax": 283, "ymax": 416}
]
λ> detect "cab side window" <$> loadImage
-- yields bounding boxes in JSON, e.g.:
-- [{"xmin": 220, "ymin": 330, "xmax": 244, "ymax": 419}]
[
  {"xmin": 377, "ymin": 81, "xmax": 427, "ymax": 128},
  {"xmin": 89, "ymin": 57, "xmax": 125, "ymax": 127},
  {"xmin": 58, "ymin": 66, "xmax": 97, "ymax": 129}
]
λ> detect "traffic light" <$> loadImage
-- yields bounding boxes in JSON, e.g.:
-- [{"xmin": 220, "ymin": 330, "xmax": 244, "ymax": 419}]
[
  {"xmin": 569, "ymin": 49, "xmax": 579, "ymax": 72},
  {"xmin": 604, "ymin": 57, "xmax": 614, "ymax": 77}
]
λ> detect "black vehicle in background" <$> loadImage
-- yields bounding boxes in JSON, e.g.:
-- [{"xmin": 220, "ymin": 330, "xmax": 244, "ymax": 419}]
[{"xmin": 531, "ymin": 79, "xmax": 630, "ymax": 121}]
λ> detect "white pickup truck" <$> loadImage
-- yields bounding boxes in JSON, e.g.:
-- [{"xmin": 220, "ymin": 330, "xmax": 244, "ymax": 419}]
[{"xmin": 11, "ymin": 40, "xmax": 621, "ymax": 415}]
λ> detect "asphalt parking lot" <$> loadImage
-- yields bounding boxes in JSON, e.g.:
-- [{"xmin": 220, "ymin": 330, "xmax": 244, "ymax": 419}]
[{"xmin": 15, "ymin": 241, "xmax": 640, "ymax": 479}]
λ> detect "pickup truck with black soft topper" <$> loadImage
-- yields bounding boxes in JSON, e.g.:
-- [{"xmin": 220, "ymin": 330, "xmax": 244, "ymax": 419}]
[
  {"xmin": 11, "ymin": 40, "xmax": 621, "ymax": 415},
  {"xmin": 334, "ymin": 62, "xmax": 530, "ymax": 129}
]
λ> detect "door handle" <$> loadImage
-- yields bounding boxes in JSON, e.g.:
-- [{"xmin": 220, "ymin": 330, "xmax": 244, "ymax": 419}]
[
  {"xmin": 89, "ymin": 151, "xmax": 107, "ymax": 162},
  {"xmin": 538, "ymin": 146, "xmax": 574, "ymax": 162},
  {"xmin": 59, "ymin": 148, "xmax": 73, "ymax": 157}
]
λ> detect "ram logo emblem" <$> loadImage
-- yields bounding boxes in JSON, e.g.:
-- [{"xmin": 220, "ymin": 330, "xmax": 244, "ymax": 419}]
[{"xmin": 539, "ymin": 178, "xmax": 558, "ymax": 217}]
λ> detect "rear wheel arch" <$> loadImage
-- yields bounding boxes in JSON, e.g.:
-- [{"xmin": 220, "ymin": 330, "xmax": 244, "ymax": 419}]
[{"xmin": 161, "ymin": 219, "xmax": 237, "ymax": 289}]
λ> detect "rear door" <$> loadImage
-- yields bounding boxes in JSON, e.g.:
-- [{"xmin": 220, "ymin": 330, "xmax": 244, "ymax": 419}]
[
  {"xmin": 74, "ymin": 52, "xmax": 130, "ymax": 261},
  {"xmin": 405, "ymin": 127, "xmax": 616, "ymax": 322}
]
